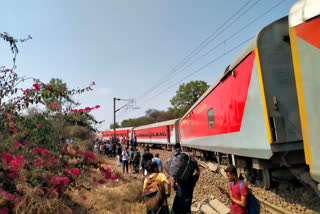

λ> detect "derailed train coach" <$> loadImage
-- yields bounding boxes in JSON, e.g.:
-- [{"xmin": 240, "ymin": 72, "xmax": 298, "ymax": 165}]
[
  {"xmin": 134, "ymin": 119, "xmax": 179, "ymax": 146},
  {"xmin": 178, "ymin": 3, "xmax": 320, "ymax": 192},
  {"xmin": 289, "ymin": 0, "xmax": 320, "ymax": 191}
]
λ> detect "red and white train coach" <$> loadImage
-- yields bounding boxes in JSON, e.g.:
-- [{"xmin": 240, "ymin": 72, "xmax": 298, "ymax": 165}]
[
  {"xmin": 101, "ymin": 127, "xmax": 134, "ymax": 140},
  {"xmin": 134, "ymin": 119, "xmax": 179, "ymax": 145},
  {"xmin": 178, "ymin": 16, "xmax": 307, "ymax": 189}
]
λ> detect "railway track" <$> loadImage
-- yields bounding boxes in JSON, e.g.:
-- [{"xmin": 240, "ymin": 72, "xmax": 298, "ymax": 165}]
[
  {"xmin": 197, "ymin": 159, "xmax": 293, "ymax": 214},
  {"xmin": 257, "ymin": 197, "xmax": 291, "ymax": 214}
]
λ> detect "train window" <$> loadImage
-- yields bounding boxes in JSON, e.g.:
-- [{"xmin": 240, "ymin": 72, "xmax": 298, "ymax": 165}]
[
  {"xmin": 189, "ymin": 122, "xmax": 192, "ymax": 134},
  {"xmin": 207, "ymin": 108, "xmax": 214, "ymax": 129}
]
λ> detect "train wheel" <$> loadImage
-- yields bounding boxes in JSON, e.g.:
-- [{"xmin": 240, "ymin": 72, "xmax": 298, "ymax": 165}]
[{"xmin": 256, "ymin": 168, "xmax": 271, "ymax": 189}]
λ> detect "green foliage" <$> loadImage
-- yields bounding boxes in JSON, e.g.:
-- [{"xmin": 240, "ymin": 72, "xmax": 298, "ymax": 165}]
[
  {"xmin": 109, "ymin": 122, "xmax": 121, "ymax": 129},
  {"xmin": 0, "ymin": 32, "xmax": 110, "ymax": 213},
  {"xmin": 120, "ymin": 109, "xmax": 175, "ymax": 127},
  {"xmin": 169, "ymin": 80, "xmax": 209, "ymax": 118},
  {"xmin": 40, "ymin": 78, "xmax": 73, "ymax": 111}
]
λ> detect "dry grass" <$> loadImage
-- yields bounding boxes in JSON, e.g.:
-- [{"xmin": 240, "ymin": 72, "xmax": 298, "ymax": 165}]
[
  {"xmin": 67, "ymin": 154, "xmax": 146, "ymax": 214},
  {"xmin": 15, "ymin": 183, "xmax": 73, "ymax": 214}
]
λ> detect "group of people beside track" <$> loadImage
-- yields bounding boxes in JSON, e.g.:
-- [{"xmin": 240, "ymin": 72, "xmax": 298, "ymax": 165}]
[
  {"xmin": 94, "ymin": 138, "xmax": 255, "ymax": 214},
  {"xmin": 141, "ymin": 143, "xmax": 201, "ymax": 214}
]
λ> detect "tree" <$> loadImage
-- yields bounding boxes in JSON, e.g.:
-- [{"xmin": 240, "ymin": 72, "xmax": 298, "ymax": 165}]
[
  {"xmin": 110, "ymin": 122, "xmax": 121, "ymax": 129},
  {"xmin": 169, "ymin": 80, "xmax": 209, "ymax": 118},
  {"xmin": 40, "ymin": 78, "xmax": 73, "ymax": 112},
  {"xmin": 120, "ymin": 109, "xmax": 175, "ymax": 127}
]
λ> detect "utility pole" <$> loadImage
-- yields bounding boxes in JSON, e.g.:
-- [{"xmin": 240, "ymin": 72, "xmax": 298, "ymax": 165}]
[
  {"xmin": 113, "ymin": 97, "xmax": 119, "ymax": 140},
  {"xmin": 113, "ymin": 97, "xmax": 136, "ymax": 141}
]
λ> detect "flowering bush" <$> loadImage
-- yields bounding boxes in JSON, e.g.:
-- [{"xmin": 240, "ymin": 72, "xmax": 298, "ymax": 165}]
[{"xmin": 0, "ymin": 32, "xmax": 114, "ymax": 213}]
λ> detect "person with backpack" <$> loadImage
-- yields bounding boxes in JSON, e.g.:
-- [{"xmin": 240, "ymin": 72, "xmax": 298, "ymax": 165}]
[
  {"xmin": 140, "ymin": 148, "xmax": 154, "ymax": 175},
  {"xmin": 142, "ymin": 161, "xmax": 171, "ymax": 214},
  {"xmin": 219, "ymin": 165, "xmax": 259, "ymax": 214},
  {"xmin": 221, "ymin": 165, "xmax": 248, "ymax": 214},
  {"xmin": 171, "ymin": 162, "xmax": 200, "ymax": 214},
  {"xmin": 152, "ymin": 153, "xmax": 163, "ymax": 173}
]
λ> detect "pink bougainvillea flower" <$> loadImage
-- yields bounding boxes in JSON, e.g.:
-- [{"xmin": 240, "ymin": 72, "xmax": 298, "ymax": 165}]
[
  {"xmin": 13, "ymin": 140, "xmax": 23, "ymax": 150},
  {"xmin": 12, "ymin": 128, "xmax": 18, "ymax": 133},
  {"xmin": 23, "ymin": 88, "xmax": 29, "ymax": 95},
  {"xmin": 36, "ymin": 124, "xmax": 42, "ymax": 128},
  {"xmin": 17, "ymin": 96, "xmax": 20, "ymax": 99},
  {"xmin": 0, "ymin": 207, "xmax": 9, "ymax": 214},
  {"xmin": 110, "ymin": 174, "xmax": 118, "ymax": 180},
  {"xmin": 34, "ymin": 159, "xmax": 42, "ymax": 168},
  {"xmin": 84, "ymin": 107, "xmax": 92, "ymax": 112},
  {"xmin": 41, "ymin": 149, "xmax": 50, "ymax": 156},
  {"xmin": 106, "ymin": 168, "xmax": 112, "ymax": 173},
  {"xmin": 71, "ymin": 168, "xmax": 79, "ymax": 176},
  {"xmin": 64, "ymin": 142, "xmax": 69, "ymax": 147},
  {"xmin": 48, "ymin": 84, "xmax": 52, "ymax": 88},
  {"xmin": 32, "ymin": 147, "xmax": 42, "ymax": 154},
  {"xmin": 83, "ymin": 152, "xmax": 95, "ymax": 162},
  {"xmin": 98, "ymin": 179, "xmax": 106, "ymax": 184},
  {"xmin": 95, "ymin": 105, "xmax": 100, "ymax": 109},
  {"xmin": 3, "ymin": 193, "xmax": 15, "ymax": 201},
  {"xmin": 82, "ymin": 195, "xmax": 87, "ymax": 200},
  {"xmin": 105, "ymin": 173, "xmax": 111, "ymax": 179},
  {"xmin": 51, "ymin": 188, "xmax": 57, "ymax": 195},
  {"xmin": 1, "ymin": 153, "xmax": 13, "ymax": 163},
  {"xmin": 33, "ymin": 83, "xmax": 41, "ymax": 90},
  {"xmin": 50, "ymin": 102, "xmax": 59, "ymax": 110},
  {"xmin": 62, "ymin": 86, "xmax": 66, "ymax": 90},
  {"xmin": 92, "ymin": 81, "xmax": 96, "ymax": 85}
]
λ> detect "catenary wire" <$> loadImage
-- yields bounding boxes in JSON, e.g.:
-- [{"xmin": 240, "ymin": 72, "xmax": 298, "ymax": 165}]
[
  {"xmin": 140, "ymin": 36, "xmax": 254, "ymax": 107},
  {"xmin": 116, "ymin": 0, "xmax": 287, "ymax": 120},
  {"xmin": 135, "ymin": 0, "xmax": 287, "ymax": 106},
  {"xmin": 133, "ymin": 0, "xmax": 256, "ymax": 103}
]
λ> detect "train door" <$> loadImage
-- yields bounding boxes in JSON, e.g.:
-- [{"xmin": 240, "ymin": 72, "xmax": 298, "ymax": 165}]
[{"xmin": 170, "ymin": 125, "xmax": 175, "ymax": 144}]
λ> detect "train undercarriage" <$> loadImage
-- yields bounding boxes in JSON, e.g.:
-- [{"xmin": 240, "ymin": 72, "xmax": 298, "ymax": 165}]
[
  {"xmin": 182, "ymin": 146, "xmax": 320, "ymax": 197},
  {"xmin": 141, "ymin": 143, "xmax": 320, "ymax": 197}
]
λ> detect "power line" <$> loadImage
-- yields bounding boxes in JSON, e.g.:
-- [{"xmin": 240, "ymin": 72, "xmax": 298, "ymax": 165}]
[
  {"xmin": 135, "ymin": 0, "xmax": 285, "ymax": 106},
  {"xmin": 140, "ymin": 36, "xmax": 254, "ymax": 106},
  {"xmin": 117, "ymin": 0, "xmax": 287, "ymax": 120},
  {"xmin": 133, "ymin": 0, "xmax": 256, "ymax": 103}
]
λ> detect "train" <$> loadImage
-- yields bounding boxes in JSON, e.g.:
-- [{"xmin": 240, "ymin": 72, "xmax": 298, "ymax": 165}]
[{"xmin": 97, "ymin": 0, "xmax": 320, "ymax": 194}]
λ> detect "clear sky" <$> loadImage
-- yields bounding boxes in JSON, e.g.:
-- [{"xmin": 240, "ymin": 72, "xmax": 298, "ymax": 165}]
[{"xmin": 0, "ymin": 0, "xmax": 296, "ymax": 131}]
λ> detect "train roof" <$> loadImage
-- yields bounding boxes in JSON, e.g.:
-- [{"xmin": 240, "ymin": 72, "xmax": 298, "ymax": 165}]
[
  {"xmin": 289, "ymin": 0, "xmax": 320, "ymax": 28},
  {"xmin": 180, "ymin": 17, "xmax": 288, "ymax": 122},
  {"xmin": 134, "ymin": 119, "xmax": 180, "ymax": 130},
  {"xmin": 102, "ymin": 127, "xmax": 134, "ymax": 132}
]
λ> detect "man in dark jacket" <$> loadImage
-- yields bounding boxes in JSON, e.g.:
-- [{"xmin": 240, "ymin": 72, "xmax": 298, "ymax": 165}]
[{"xmin": 171, "ymin": 161, "xmax": 200, "ymax": 214}]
